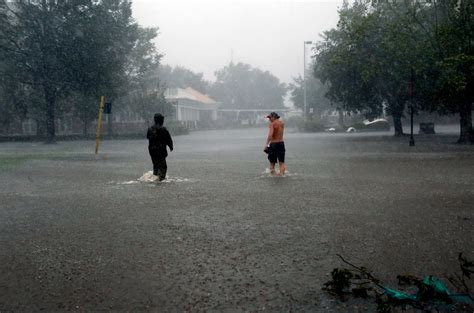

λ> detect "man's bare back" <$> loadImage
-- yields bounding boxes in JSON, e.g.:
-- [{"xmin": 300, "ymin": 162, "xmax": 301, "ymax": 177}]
[{"xmin": 265, "ymin": 112, "xmax": 286, "ymax": 175}]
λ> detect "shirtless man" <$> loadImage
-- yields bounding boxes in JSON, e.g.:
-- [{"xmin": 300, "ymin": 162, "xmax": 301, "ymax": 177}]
[{"xmin": 264, "ymin": 112, "xmax": 286, "ymax": 175}]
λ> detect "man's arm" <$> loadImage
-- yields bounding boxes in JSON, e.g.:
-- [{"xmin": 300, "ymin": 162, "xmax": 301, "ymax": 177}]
[
  {"xmin": 266, "ymin": 123, "xmax": 274, "ymax": 146},
  {"xmin": 165, "ymin": 129, "xmax": 173, "ymax": 151}
]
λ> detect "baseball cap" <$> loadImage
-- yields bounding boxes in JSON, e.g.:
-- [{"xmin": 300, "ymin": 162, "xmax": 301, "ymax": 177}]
[{"xmin": 266, "ymin": 112, "xmax": 280, "ymax": 119}]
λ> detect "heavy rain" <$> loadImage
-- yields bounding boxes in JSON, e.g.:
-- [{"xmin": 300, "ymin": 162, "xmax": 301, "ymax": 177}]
[{"xmin": 0, "ymin": 0, "xmax": 473, "ymax": 312}]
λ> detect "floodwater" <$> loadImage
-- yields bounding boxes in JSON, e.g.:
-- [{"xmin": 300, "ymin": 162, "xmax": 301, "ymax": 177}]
[{"xmin": 0, "ymin": 127, "xmax": 473, "ymax": 311}]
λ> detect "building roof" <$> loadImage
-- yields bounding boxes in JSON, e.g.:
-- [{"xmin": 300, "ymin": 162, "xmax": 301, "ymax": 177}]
[{"xmin": 165, "ymin": 87, "xmax": 217, "ymax": 105}]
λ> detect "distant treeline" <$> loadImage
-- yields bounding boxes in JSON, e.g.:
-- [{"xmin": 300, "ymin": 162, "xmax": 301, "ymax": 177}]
[
  {"xmin": 0, "ymin": 1, "xmax": 289, "ymax": 142},
  {"xmin": 0, "ymin": 0, "xmax": 174, "ymax": 142}
]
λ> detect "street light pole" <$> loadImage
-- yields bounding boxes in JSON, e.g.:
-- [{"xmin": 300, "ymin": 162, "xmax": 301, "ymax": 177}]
[
  {"xmin": 409, "ymin": 68, "xmax": 415, "ymax": 146},
  {"xmin": 303, "ymin": 41, "xmax": 312, "ymax": 120}
]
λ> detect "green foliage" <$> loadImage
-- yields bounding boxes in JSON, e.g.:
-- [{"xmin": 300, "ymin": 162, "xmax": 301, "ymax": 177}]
[
  {"xmin": 323, "ymin": 254, "xmax": 474, "ymax": 312},
  {"xmin": 0, "ymin": 152, "xmax": 68, "ymax": 169},
  {"xmin": 0, "ymin": 0, "xmax": 161, "ymax": 141},
  {"xmin": 0, "ymin": 69, "xmax": 28, "ymax": 131},
  {"xmin": 435, "ymin": 54, "xmax": 474, "ymax": 109},
  {"xmin": 288, "ymin": 71, "xmax": 333, "ymax": 118},
  {"xmin": 116, "ymin": 24, "xmax": 169, "ymax": 127},
  {"xmin": 409, "ymin": 0, "xmax": 474, "ymax": 142},
  {"xmin": 209, "ymin": 62, "xmax": 287, "ymax": 109},
  {"xmin": 314, "ymin": 1, "xmax": 420, "ymax": 136},
  {"xmin": 158, "ymin": 65, "xmax": 210, "ymax": 94},
  {"xmin": 313, "ymin": 0, "xmax": 473, "ymax": 142}
]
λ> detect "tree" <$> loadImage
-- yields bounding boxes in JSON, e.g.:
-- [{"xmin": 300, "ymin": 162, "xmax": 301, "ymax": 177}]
[
  {"xmin": 117, "ymin": 25, "xmax": 173, "ymax": 127},
  {"xmin": 314, "ymin": 1, "xmax": 433, "ymax": 136},
  {"xmin": 313, "ymin": 0, "xmax": 473, "ymax": 141},
  {"xmin": 289, "ymin": 71, "xmax": 333, "ymax": 119},
  {"xmin": 65, "ymin": 0, "xmax": 139, "ymax": 136},
  {"xmin": 157, "ymin": 65, "xmax": 210, "ymax": 94},
  {"xmin": 363, "ymin": 1, "xmax": 425, "ymax": 136},
  {"xmin": 314, "ymin": 3, "xmax": 384, "ymax": 129},
  {"xmin": 411, "ymin": 0, "xmax": 474, "ymax": 143},
  {"xmin": 0, "ymin": 0, "xmax": 65, "ymax": 141},
  {"xmin": 209, "ymin": 62, "xmax": 287, "ymax": 110},
  {"xmin": 0, "ymin": 57, "xmax": 29, "ymax": 133},
  {"xmin": 0, "ymin": 0, "xmax": 141, "ymax": 142}
]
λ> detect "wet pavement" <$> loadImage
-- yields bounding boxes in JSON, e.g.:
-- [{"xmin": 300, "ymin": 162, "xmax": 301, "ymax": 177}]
[{"xmin": 0, "ymin": 127, "xmax": 473, "ymax": 311}]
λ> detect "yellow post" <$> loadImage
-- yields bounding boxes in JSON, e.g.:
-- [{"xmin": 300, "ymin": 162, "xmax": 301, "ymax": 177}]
[{"xmin": 95, "ymin": 96, "xmax": 105, "ymax": 154}]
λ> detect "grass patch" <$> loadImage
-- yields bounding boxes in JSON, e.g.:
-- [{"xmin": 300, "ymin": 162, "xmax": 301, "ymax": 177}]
[{"xmin": 0, "ymin": 153, "xmax": 68, "ymax": 169}]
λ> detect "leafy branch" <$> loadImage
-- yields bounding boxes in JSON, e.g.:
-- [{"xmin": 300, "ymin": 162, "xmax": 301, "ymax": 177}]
[{"xmin": 323, "ymin": 254, "xmax": 474, "ymax": 312}]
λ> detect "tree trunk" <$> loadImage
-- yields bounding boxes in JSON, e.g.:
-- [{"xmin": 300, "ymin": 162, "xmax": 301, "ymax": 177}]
[
  {"xmin": 392, "ymin": 114, "xmax": 404, "ymax": 136},
  {"xmin": 83, "ymin": 120, "xmax": 88, "ymax": 137},
  {"xmin": 107, "ymin": 114, "xmax": 113, "ymax": 137},
  {"xmin": 338, "ymin": 109, "xmax": 344, "ymax": 127},
  {"xmin": 36, "ymin": 119, "xmax": 45, "ymax": 138},
  {"xmin": 44, "ymin": 88, "xmax": 56, "ymax": 143},
  {"xmin": 458, "ymin": 101, "xmax": 472, "ymax": 144}
]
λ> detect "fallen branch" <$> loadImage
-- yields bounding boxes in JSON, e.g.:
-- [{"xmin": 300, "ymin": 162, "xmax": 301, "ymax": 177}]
[{"xmin": 323, "ymin": 253, "xmax": 474, "ymax": 312}]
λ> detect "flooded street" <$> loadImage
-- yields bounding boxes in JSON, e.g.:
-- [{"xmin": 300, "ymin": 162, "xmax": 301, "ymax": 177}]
[{"xmin": 1, "ymin": 128, "xmax": 473, "ymax": 311}]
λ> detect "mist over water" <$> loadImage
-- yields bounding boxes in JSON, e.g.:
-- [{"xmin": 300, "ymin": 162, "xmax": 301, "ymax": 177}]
[{"xmin": 0, "ymin": 127, "xmax": 473, "ymax": 311}]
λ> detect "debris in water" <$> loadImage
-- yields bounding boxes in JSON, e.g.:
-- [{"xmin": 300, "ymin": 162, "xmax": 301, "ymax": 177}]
[{"xmin": 323, "ymin": 254, "xmax": 474, "ymax": 312}]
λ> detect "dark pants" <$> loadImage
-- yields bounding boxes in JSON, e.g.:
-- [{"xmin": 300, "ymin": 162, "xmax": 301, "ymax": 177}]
[
  {"xmin": 267, "ymin": 142, "xmax": 286, "ymax": 163},
  {"xmin": 149, "ymin": 150, "xmax": 167, "ymax": 181}
]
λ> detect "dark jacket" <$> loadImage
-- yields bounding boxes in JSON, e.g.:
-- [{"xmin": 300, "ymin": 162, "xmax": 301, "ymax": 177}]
[{"xmin": 147, "ymin": 125, "xmax": 173, "ymax": 158}]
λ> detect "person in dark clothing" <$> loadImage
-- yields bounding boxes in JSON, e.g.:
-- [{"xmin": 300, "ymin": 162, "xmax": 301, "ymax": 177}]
[{"xmin": 147, "ymin": 113, "xmax": 173, "ymax": 181}]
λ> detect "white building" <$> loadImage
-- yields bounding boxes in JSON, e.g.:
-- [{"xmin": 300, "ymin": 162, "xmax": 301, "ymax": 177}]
[{"xmin": 164, "ymin": 87, "xmax": 219, "ymax": 127}]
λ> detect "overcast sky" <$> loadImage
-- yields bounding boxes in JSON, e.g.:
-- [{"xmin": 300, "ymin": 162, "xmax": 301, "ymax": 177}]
[{"xmin": 131, "ymin": 0, "xmax": 342, "ymax": 85}]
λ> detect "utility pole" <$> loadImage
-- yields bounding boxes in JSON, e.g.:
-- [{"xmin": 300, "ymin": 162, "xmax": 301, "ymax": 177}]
[
  {"xmin": 409, "ymin": 69, "xmax": 415, "ymax": 147},
  {"xmin": 303, "ymin": 41, "xmax": 312, "ymax": 120},
  {"xmin": 95, "ymin": 96, "xmax": 105, "ymax": 154}
]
